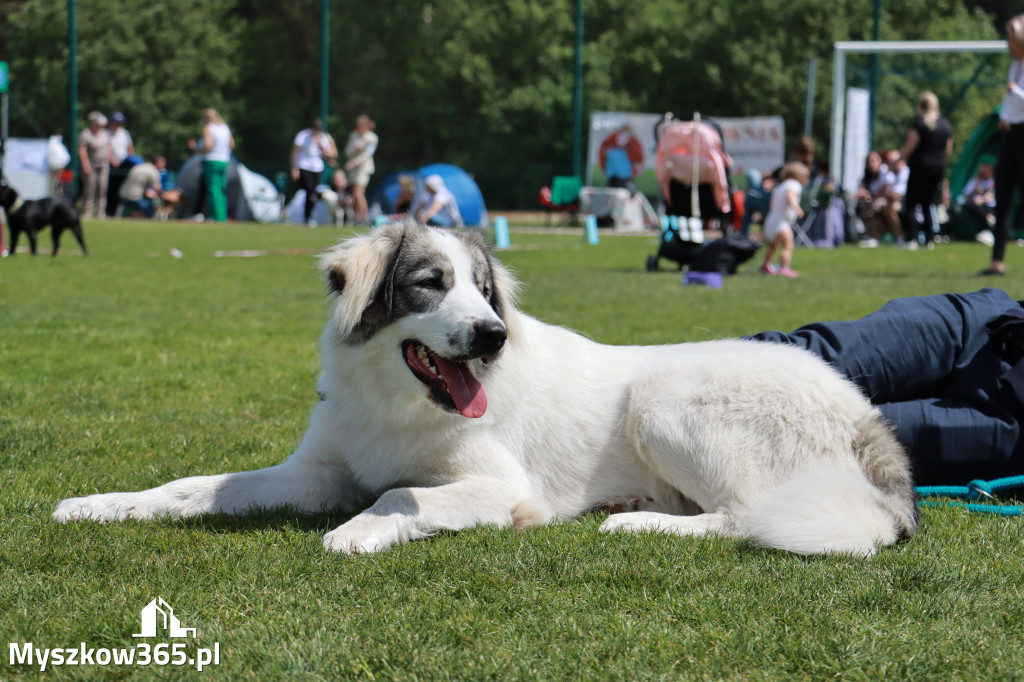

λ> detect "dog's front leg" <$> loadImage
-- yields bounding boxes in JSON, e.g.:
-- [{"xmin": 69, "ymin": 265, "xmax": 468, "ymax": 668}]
[
  {"xmin": 323, "ymin": 476, "xmax": 544, "ymax": 554},
  {"xmin": 53, "ymin": 458, "xmax": 359, "ymax": 523},
  {"xmin": 54, "ymin": 402, "xmax": 364, "ymax": 523}
]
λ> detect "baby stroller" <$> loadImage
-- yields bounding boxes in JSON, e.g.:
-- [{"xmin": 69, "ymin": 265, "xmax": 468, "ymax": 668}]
[
  {"xmin": 648, "ymin": 113, "xmax": 752, "ymax": 271},
  {"xmin": 647, "ymin": 217, "xmax": 759, "ymax": 274}
]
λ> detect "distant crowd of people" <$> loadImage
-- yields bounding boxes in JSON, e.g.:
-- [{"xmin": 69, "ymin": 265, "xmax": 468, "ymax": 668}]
[
  {"xmin": 744, "ymin": 12, "xmax": 1024, "ymax": 278},
  {"xmin": 73, "ymin": 109, "xmax": 185, "ymax": 221},
  {"xmin": 51, "ymin": 106, "xmax": 469, "ymax": 229},
  {"xmin": 285, "ymin": 113, "xmax": 465, "ymax": 229},
  {"xmin": 846, "ymin": 91, "xmax": 952, "ymax": 251}
]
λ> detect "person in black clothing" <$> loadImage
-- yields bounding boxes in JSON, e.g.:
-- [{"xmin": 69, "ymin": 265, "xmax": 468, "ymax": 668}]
[
  {"xmin": 983, "ymin": 13, "xmax": 1024, "ymax": 276},
  {"xmin": 899, "ymin": 91, "xmax": 952, "ymax": 248},
  {"xmin": 747, "ymin": 288, "xmax": 1024, "ymax": 485}
]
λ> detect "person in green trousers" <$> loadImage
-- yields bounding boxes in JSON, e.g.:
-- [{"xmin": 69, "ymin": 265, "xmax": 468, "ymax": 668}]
[{"xmin": 200, "ymin": 108, "xmax": 234, "ymax": 222}]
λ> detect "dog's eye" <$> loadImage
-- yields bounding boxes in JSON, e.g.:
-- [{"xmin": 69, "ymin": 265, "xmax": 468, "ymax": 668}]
[{"xmin": 418, "ymin": 276, "xmax": 444, "ymax": 290}]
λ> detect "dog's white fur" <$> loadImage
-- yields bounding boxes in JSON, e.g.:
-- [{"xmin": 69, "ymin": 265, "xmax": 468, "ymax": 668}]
[{"xmin": 54, "ymin": 222, "xmax": 916, "ymax": 557}]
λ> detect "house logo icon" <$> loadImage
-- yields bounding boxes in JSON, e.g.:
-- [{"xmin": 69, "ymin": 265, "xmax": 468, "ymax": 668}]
[{"xmin": 133, "ymin": 597, "xmax": 197, "ymax": 639}]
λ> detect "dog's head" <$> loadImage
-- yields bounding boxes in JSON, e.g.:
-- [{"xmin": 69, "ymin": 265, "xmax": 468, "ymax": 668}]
[
  {"xmin": 0, "ymin": 184, "xmax": 17, "ymax": 210},
  {"xmin": 320, "ymin": 220, "xmax": 520, "ymax": 418}
]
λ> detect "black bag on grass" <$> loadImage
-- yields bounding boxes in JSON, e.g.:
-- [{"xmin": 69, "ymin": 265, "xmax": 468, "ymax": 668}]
[{"xmin": 689, "ymin": 234, "xmax": 759, "ymax": 274}]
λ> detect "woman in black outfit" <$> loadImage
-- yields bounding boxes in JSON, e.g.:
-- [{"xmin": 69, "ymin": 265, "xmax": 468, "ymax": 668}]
[{"xmin": 899, "ymin": 91, "xmax": 952, "ymax": 249}]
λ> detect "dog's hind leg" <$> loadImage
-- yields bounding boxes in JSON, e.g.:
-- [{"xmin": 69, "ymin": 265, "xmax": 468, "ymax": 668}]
[
  {"xmin": 69, "ymin": 219, "xmax": 87, "ymax": 255},
  {"xmin": 50, "ymin": 225, "xmax": 62, "ymax": 257},
  {"xmin": 600, "ymin": 510, "xmax": 738, "ymax": 539},
  {"xmin": 26, "ymin": 227, "xmax": 39, "ymax": 255}
]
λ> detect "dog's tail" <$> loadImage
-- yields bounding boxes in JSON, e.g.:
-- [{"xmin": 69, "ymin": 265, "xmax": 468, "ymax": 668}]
[{"xmin": 739, "ymin": 415, "xmax": 918, "ymax": 558}]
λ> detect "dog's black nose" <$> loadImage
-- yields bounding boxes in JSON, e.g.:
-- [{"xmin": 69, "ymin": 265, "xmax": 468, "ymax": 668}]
[{"xmin": 471, "ymin": 320, "xmax": 507, "ymax": 356}]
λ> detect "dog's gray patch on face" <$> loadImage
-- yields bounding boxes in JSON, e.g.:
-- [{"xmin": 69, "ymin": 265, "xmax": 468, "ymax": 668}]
[
  {"xmin": 389, "ymin": 230, "xmax": 454, "ymax": 318},
  {"xmin": 347, "ymin": 227, "xmax": 451, "ymax": 345},
  {"xmin": 343, "ymin": 225, "xmax": 496, "ymax": 346}
]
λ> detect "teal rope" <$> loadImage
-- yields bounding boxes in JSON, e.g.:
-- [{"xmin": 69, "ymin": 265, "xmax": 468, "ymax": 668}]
[
  {"xmin": 916, "ymin": 476, "xmax": 1024, "ymax": 516},
  {"xmin": 918, "ymin": 500, "xmax": 1023, "ymax": 516}
]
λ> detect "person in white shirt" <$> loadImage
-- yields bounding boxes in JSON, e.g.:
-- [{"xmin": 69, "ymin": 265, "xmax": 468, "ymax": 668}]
[
  {"xmin": 290, "ymin": 118, "xmax": 338, "ymax": 225},
  {"xmin": 983, "ymin": 13, "xmax": 1024, "ymax": 275},
  {"xmin": 414, "ymin": 174, "xmax": 463, "ymax": 228},
  {"xmin": 199, "ymin": 108, "xmax": 234, "ymax": 222},
  {"xmin": 108, "ymin": 112, "xmax": 134, "ymax": 167},
  {"xmin": 106, "ymin": 111, "xmax": 136, "ymax": 217},
  {"xmin": 881, "ymin": 150, "xmax": 910, "ymax": 245}
]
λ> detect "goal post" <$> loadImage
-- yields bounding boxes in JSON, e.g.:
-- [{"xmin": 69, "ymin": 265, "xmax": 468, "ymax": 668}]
[{"xmin": 830, "ymin": 40, "xmax": 1007, "ymax": 190}]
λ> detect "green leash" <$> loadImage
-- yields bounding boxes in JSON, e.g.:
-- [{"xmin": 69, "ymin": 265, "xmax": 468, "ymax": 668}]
[{"xmin": 916, "ymin": 476, "xmax": 1024, "ymax": 516}]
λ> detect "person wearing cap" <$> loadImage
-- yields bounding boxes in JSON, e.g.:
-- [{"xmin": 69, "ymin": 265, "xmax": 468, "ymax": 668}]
[
  {"xmin": 108, "ymin": 112, "xmax": 134, "ymax": 168},
  {"xmin": 106, "ymin": 111, "xmax": 136, "ymax": 217},
  {"xmin": 414, "ymin": 174, "xmax": 464, "ymax": 227},
  {"xmin": 78, "ymin": 111, "xmax": 111, "ymax": 219}
]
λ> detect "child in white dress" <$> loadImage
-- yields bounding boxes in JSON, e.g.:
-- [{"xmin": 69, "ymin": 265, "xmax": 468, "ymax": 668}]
[{"xmin": 760, "ymin": 162, "xmax": 810, "ymax": 278}]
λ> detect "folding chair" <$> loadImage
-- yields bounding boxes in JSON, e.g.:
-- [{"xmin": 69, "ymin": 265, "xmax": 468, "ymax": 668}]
[
  {"xmin": 793, "ymin": 172, "xmax": 827, "ymax": 248},
  {"xmin": 793, "ymin": 205, "xmax": 816, "ymax": 248}
]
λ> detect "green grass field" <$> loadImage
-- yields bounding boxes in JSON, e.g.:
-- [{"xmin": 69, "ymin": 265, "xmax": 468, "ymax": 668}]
[{"xmin": 3, "ymin": 220, "xmax": 1024, "ymax": 680}]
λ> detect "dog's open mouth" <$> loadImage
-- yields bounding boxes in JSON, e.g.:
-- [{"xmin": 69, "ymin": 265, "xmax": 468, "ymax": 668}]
[{"xmin": 402, "ymin": 340, "xmax": 487, "ymax": 418}]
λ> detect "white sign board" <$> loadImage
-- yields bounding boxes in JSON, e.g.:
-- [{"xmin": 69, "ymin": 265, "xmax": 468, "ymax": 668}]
[
  {"xmin": 3, "ymin": 137, "xmax": 50, "ymax": 199},
  {"xmin": 842, "ymin": 88, "xmax": 871, "ymax": 193}
]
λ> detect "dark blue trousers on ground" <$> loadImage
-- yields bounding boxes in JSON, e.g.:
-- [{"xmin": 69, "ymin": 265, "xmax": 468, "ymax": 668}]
[{"xmin": 747, "ymin": 288, "xmax": 1024, "ymax": 485}]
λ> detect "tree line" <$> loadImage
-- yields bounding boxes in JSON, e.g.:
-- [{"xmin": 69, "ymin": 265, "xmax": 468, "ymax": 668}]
[{"xmin": 1, "ymin": 0, "xmax": 1019, "ymax": 209}]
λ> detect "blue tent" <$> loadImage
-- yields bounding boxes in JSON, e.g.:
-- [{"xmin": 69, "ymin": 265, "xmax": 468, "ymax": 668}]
[{"xmin": 369, "ymin": 164, "xmax": 488, "ymax": 226}]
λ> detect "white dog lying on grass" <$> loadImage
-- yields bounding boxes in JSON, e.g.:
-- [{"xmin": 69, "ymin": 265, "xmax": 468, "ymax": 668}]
[{"xmin": 55, "ymin": 220, "xmax": 918, "ymax": 557}]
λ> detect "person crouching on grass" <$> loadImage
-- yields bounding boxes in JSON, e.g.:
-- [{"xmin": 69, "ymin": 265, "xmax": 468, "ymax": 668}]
[{"xmin": 759, "ymin": 161, "xmax": 809, "ymax": 278}]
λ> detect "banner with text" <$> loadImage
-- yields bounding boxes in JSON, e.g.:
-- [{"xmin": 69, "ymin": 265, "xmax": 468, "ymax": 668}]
[{"xmin": 587, "ymin": 111, "xmax": 785, "ymax": 196}]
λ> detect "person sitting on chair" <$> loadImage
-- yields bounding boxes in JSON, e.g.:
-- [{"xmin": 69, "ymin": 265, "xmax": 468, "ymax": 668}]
[{"xmin": 963, "ymin": 161, "xmax": 998, "ymax": 243}]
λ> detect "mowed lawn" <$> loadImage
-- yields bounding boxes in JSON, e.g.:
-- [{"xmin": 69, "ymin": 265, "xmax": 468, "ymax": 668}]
[{"xmin": 2, "ymin": 220, "xmax": 1024, "ymax": 680}]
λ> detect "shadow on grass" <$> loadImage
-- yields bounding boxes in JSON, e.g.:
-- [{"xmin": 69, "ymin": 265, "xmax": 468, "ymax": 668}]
[{"xmin": 161, "ymin": 506, "xmax": 359, "ymax": 535}]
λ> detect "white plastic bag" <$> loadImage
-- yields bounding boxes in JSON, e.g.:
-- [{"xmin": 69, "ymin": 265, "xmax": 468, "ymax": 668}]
[{"xmin": 47, "ymin": 135, "xmax": 71, "ymax": 169}]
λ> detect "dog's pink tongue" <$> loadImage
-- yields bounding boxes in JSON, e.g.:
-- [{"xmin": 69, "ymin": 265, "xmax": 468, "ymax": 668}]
[{"xmin": 432, "ymin": 355, "xmax": 487, "ymax": 418}]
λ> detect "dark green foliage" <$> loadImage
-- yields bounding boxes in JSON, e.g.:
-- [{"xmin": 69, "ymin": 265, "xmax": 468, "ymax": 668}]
[{"xmin": 1, "ymin": 0, "xmax": 1018, "ymax": 207}]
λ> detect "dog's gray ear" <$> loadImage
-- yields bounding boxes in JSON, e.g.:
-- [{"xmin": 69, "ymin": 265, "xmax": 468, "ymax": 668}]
[
  {"xmin": 320, "ymin": 223, "xmax": 407, "ymax": 339},
  {"xmin": 359, "ymin": 232, "xmax": 403, "ymax": 327}
]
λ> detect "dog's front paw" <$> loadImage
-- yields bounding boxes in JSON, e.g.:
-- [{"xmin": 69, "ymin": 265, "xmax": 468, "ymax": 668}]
[
  {"xmin": 323, "ymin": 514, "xmax": 404, "ymax": 554},
  {"xmin": 53, "ymin": 493, "xmax": 154, "ymax": 523}
]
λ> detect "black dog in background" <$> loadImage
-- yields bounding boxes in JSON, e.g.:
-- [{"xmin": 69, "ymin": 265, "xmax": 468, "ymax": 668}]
[{"xmin": 0, "ymin": 184, "xmax": 87, "ymax": 256}]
